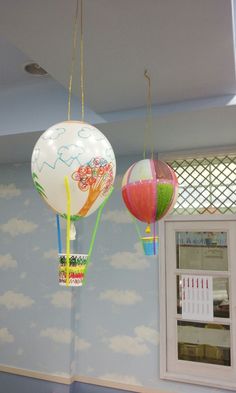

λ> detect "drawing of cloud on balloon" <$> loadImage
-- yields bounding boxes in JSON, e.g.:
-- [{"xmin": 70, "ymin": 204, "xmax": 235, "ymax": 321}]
[
  {"xmin": 78, "ymin": 125, "xmax": 105, "ymax": 141},
  {"xmin": 31, "ymin": 147, "xmax": 51, "ymax": 173},
  {"xmin": 57, "ymin": 145, "xmax": 85, "ymax": 165},
  {"xmin": 32, "ymin": 145, "xmax": 84, "ymax": 173},
  {"xmin": 77, "ymin": 126, "xmax": 94, "ymax": 138},
  {"xmin": 41, "ymin": 127, "xmax": 66, "ymax": 140}
]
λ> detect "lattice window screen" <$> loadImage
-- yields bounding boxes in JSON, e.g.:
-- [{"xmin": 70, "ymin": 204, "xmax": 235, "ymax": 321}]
[{"xmin": 167, "ymin": 154, "xmax": 236, "ymax": 215}]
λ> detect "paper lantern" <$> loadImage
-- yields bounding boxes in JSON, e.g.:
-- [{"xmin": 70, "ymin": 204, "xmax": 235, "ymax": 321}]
[{"xmin": 31, "ymin": 120, "xmax": 116, "ymax": 219}]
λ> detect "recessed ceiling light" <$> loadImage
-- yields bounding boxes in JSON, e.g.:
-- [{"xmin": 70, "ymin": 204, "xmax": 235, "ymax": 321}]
[{"xmin": 24, "ymin": 63, "xmax": 48, "ymax": 76}]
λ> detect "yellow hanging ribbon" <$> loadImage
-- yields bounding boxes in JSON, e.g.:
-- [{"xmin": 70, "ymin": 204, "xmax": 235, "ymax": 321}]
[{"xmin": 64, "ymin": 176, "xmax": 71, "ymax": 287}]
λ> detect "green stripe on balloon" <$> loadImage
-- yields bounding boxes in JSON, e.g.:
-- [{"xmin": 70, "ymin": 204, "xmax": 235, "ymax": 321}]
[
  {"xmin": 60, "ymin": 213, "xmax": 82, "ymax": 222},
  {"xmin": 156, "ymin": 183, "xmax": 174, "ymax": 220}
]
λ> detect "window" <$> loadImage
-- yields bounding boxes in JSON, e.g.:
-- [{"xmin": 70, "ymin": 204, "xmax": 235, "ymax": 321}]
[
  {"xmin": 167, "ymin": 154, "xmax": 236, "ymax": 215},
  {"xmin": 160, "ymin": 217, "xmax": 236, "ymax": 390}
]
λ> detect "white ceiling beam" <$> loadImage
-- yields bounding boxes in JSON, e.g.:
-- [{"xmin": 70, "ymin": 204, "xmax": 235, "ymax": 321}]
[
  {"xmin": 98, "ymin": 94, "xmax": 236, "ymax": 124},
  {"xmin": 0, "ymin": 79, "xmax": 104, "ymax": 136}
]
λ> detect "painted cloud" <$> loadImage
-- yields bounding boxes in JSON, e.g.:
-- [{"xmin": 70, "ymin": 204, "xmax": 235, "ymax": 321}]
[
  {"xmin": 49, "ymin": 291, "xmax": 72, "ymax": 308},
  {"xmin": 106, "ymin": 243, "xmax": 149, "ymax": 270},
  {"xmin": 0, "ymin": 291, "xmax": 34, "ymax": 310},
  {"xmin": 40, "ymin": 328, "xmax": 73, "ymax": 344},
  {"xmin": 0, "ymin": 184, "xmax": 21, "ymax": 199},
  {"xmin": 102, "ymin": 209, "xmax": 132, "ymax": 224},
  {"xmin": 134, "ymin": 325, "xmax": 159, "ymax": 345},
  {"xmin": 107, "ymin": 335, "xmax": 150, "ymax": 356},
  {"xmin": 105, "ymin": 325, "xmax": 159, "ymax": 357},
  {"xmin": 0, "ymin": 218, "xmax": 38, "ymax": 237},
  {"xmin": 75, "ymin": 337, "xmax": 91, "ymax": 351},
  {"xmin": 0, "ymin": 254, "xmax": 17, "ymax": 270},
  {"xmin": 0, "ymin": 328, "xmax": 14, "ymax": 344},
  {"xmin": 99, "ymin": 290, "xmax": 142, "ymax": 306}
]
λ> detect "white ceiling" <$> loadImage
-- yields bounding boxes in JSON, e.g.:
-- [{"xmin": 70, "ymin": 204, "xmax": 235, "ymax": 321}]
[
  {"xmin": 0, "ymin": 0, "xmax": 235, "ymax": 112},
  {"xmin": 0, "ymin": 0, "xmax": 236, "ymax": 161},
  {"xmin": 99, "ymin": 105, "xmax": 236, "ymax": 155},
  {"xmin": 0, "ymin": 37, "xmax": 37, "ymax": 89}
]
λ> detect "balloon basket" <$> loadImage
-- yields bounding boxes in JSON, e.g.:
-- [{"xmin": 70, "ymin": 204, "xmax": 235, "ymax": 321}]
[
  {"xmin": 58, "ymin": 253, "xmax": 88, "ymax": 287},
  {"xmin": 141, "ymin": 236, "xmax": 159, "ymax": 256}
]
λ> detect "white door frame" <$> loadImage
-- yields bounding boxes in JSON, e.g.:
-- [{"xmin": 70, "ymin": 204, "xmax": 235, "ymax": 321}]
[{"xmin": 159, "ymin": 214, "xmax": 236, "ymax": 390}]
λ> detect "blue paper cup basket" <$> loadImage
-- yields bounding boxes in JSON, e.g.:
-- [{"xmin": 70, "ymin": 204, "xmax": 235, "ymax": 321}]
[{"xmin": 141, "ymin": 236, "xmax": 159, "ymax": 256}]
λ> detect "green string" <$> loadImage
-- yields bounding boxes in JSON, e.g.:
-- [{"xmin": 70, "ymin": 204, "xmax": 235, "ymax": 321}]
[
  {"xmin": 128, "ymin": 211, "xmax": 145, "ymax": 253},
  {"xmin": 83, "ymin": 187, "xmax": 114, "ymax": 283}
]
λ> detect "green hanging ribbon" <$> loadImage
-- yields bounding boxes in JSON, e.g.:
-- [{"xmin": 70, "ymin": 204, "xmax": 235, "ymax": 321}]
[
  {"xmin": 128, "ymin": 211, "xmax": 145, "ymax": 253},
  {"xmin": 83, "ymin": 186, "xmax": 114, "ymax": 283}
]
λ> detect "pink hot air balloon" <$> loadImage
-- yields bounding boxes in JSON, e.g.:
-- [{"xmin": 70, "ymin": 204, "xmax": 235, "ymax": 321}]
[{"xmin": 122, "ymin": 158, "xmax": 178, "ymax": 255}]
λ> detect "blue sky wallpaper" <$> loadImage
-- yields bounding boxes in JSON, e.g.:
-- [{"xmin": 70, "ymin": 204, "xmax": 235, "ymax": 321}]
[{"xmin": 0, "ymin": 160, "xmax": 230, "ymax": 393}]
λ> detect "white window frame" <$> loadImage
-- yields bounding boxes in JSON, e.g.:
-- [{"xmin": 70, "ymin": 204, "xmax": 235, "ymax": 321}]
[{"xmin": 159, "ymin": 214, "xmax": 236, "ymax": 391}]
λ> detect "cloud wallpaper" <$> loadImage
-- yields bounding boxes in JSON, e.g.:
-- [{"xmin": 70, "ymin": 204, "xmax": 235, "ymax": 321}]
[{"xmin": 0, "ymin": 160, "xmax": 229, "ymax": 393}]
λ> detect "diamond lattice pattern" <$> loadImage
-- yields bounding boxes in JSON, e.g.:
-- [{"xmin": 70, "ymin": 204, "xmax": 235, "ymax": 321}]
[{"xmin": 168, "ymin": 155, "xmax": 236, "ymax": 215}]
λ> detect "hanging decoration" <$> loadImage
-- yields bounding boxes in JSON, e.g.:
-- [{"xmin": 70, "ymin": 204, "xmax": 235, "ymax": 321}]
[
  {"xmin": 31, "ymin": 122, "xmax": 115, "ymax": 220},
  {"xmin": 31, "ymin": 0, "xmax": 116, "ymax": 286},
  {"xmin": 121, "ymin": 71, "xmax": 178, "ymax": 256},
  {"xmin": 122, "ymin": 158, "xmax": 178, "ymax": 255}
]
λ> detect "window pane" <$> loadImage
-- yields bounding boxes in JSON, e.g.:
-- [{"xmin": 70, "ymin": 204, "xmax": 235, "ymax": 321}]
[
  {"xmin": 177, "ymin": 321, "xmax": 231, "ymax": 366},
  {"xmin": 169, "ymin": 155, "xmax": 236, "ymax": 215},
  {"xmin": 214, "ymin": 277, "xmax": 230, "ymax": 318},
  {"xmin": 177, "ymin": 276, "xmax": 230, "ymax": 318},
  {"xmin": 176, "ymin": 232, "xmax": 228, "ymax": 271}
]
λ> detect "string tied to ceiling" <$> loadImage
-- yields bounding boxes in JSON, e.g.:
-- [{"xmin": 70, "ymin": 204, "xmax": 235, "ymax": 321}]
[
  {"xmin": 67, "ymin": 0, "xmax": 85, "ymax": 122},
  {"xmin": 143, "ymin": 69, "xmax": 154, "ymax": 160}
]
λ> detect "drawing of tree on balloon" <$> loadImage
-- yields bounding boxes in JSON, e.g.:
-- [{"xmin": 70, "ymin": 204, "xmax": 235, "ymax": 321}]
[{"xmin": 72, "ymin": 157, "xmax": 114, "ymax": 216}]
